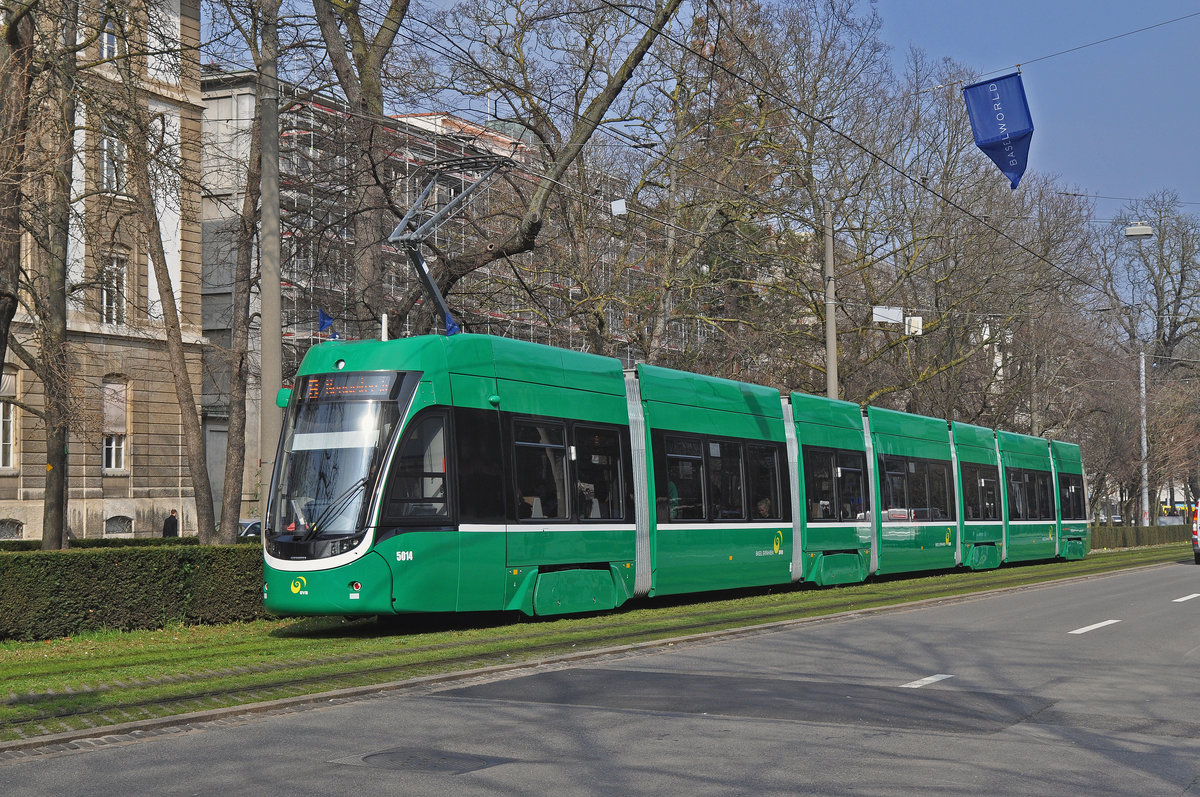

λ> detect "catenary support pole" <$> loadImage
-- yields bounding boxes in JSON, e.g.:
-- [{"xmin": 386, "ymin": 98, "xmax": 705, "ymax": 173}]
[
  {"xmin": 258, "ymin": 14, "xmax": 282, "ymax": 520},
  {"xmin": 824, "ymin": 201, "xmax": 838, "ymax": 400}
]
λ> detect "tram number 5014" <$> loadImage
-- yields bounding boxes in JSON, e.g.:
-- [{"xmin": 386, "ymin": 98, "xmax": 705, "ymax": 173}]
[{"xmin": 396, "ymin": 551, "xmax": 414, "ymax": 562}]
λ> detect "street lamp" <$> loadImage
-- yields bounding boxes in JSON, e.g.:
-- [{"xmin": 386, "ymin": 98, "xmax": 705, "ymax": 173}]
[
  {"xmin": 1125, "ymin": 221, "xmax": 1154, "ymax": 526},
  {"xmin": 1124, "ymin": 221, "xmax": 1153, "ymax": 240}
]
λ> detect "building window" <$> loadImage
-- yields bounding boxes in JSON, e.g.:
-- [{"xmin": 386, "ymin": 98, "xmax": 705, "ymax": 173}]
[
  {"xmin": 0, "ymin": 368, "xmax": 16, "ymax": 469},
  {"xmin": 104, "ymin": 516, "xmax": 133, "ymax": 536},
  {"xmin": 102, "ymin": 379, "xmax": 127, "ymax": 471},
  {"xmin": 0, "ymin": 519, "xmax": 21, "ymax": 539},
  {"xmin": 101, "ymin": 255, "xmax": 126, "ymax": 325},
  {"xmin": 100, "ymin": 121, "xmax": 125, "ymax": 192},
  {"xmin": 100, "ymin": 17, "xmax": 119, "ymax": 60}
]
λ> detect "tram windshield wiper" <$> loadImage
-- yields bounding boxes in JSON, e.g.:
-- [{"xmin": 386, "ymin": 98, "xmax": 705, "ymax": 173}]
[{"xmin": 302, "ymin": 476, "xmax": 369, "ymax": 541}]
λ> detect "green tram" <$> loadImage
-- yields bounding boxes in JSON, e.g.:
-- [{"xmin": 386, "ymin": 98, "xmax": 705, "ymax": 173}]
[{"xmin": 262, "ymin": 333, "xmax": 1090, "ymax": 618}]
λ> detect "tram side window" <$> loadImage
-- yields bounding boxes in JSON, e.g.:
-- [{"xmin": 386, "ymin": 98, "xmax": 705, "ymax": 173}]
[
  {"xmin": 1007, "ymin": 468, "xmax": 1055, "ymax": 521},
  {"xmin": 837, "ymin": 451, "xmax": 869, "ymax": 520},
  {"xmin": 1034, "ymin": 471, "xmax": 1054, "ymax": 520},
  {"xmin": 803, "ymin": 448, "xmax": 836, "ymax": 521},
  {"xmin": 454, "ymin": 408, "xmax": 504, "ymax": 524},
  {"xmin": 653, "ymin": 431, "xmax": 782, "ymax": 523},
  {"xmin": 880, "ymin": 454, "xmax": 954, "ymax": 521},
  {"xmin": 382, "ymin": 413, "xmax": 448, "ymax": 523},
  {"xmin": 880, "ymin": 455, "xmax": 908, "ymax": 520},
  {"xmin": 575, "ymin": 426, "xmax": 623, "ymax": 520},
  {"xmin": 1059, "ymin": 473, "xmax": 1086, "ymax": 520},
  {"xmin": 708, "ymin": 440, "xmax": 745, "ymax": 519},
  {"xmin": 962, "ymin": 463, "xmax": 1000, "ymax": 520},
  {"xmin": 907, "ymin": 460, "xmax": 930, "ymax": 517},
  {"xmin": 805, "ymin": 447, "xmax": 868, "ymax": 522},
  {"xmin": 1007, "ymin": 469, "xmax": 1028, "ymax": 520},
  {"xmin": 664, "ymin": 435, "xmax": 705, "ymax": 520},
  {"xmin": 513, "ymin": 420, "xmax": 569, "ymax": 519},
  {"xmin": 927, "ymin": 461, "xmax": 953, "ymax": 520},
  {"xmin": 747, "ymin": 444, "xmax": 783, "ymax": 520}
]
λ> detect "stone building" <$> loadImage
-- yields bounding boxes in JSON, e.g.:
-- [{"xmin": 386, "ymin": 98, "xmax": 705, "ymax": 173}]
[{"xmin": 0, "ymin": 0, "xmax": 205, "ymax": 542}]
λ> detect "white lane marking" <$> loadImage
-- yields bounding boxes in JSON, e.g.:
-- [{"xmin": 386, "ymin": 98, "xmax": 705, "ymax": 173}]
[
  {"xmin": 899, "ymin": 674, "xmax": 954, "ymax": 688},
  {"xmin": 1069, "ymin": 620, "xmax": 1121, "ymax": 635},
  {"xmin": 1173, "ymin": 593, "xmax": 1200, "ymax": 603}
]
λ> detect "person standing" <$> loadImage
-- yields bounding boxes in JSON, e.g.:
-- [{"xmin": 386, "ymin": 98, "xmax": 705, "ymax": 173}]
[{"xmin": 162, "ymin": 509, "xmax": 179, "ymax": 538}]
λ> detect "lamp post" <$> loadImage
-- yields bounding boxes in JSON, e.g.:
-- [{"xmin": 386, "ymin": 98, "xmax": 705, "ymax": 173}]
[
  {"xmin": 1125, "ymin": 220, "xmax": 1154, "ymax": 526},
  {"xmin": 1139, "ymin": 350, "xmax": 1150, "ymax": 526}
]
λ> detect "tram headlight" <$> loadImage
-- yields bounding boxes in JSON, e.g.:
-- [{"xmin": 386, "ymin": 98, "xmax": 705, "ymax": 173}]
[{"xmin": 330, "ymin": 536, "xmax": 364, "ymax": 556}]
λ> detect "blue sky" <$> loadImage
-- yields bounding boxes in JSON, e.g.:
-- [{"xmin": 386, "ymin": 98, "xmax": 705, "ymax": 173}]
[{"xmin": 877, "ymin": 1, "xmax": 1200, "ymax": 219}]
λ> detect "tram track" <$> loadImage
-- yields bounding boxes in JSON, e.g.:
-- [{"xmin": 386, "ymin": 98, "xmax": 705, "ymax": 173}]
[
  {"xmin": 3, "ymin": 605, "xmax": 841, "ymax": 739},
  {"xmin": 1, "ymin": 547, "xmax": 1184, "ymax": 746}
]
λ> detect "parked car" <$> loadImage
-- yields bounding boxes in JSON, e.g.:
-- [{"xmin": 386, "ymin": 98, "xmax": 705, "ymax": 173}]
[{"xmin": 238, "ymin": 519, "xmax": 261, "ymax": 538}]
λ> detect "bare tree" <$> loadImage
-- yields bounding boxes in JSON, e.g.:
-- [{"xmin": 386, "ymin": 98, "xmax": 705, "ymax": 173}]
[
  {"xmin": 383, "ymin": 0, "xmax": 686, "ymax": 332},
  {"xmin": 12, "ymin": 0, "xmax": 83, "ymax": 549},
  {"xmin": 1094, "ymin": 193, "xmax": 1200, "ymax": 518}
]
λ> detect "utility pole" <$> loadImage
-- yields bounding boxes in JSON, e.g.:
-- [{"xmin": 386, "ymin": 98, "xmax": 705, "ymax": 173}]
[
  {"xmin": 824, "ymin": 200, "xmax": 838, "ymax": 400},
  {"xmin": 258, "ymin": 9, "xmax": 282, "ymax": 518}
]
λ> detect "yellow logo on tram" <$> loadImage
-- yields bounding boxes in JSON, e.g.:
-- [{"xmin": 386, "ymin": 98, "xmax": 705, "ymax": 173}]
[
  {"xmin": 290, "ymin": 576, "xmax": 307, "ymax": 594},
  {"xmin": 773, "ymin": 531, "xmax": 784, "ymax": 555}
]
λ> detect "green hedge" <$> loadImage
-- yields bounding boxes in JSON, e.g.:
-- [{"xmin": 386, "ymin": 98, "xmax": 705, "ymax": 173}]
[
  {"xmin": 0, "ymin": 537, "xmax": 207, "ymax": 552},
  {"xmin": 69, "ymin": 536, "xmax": 204, "ymax": 548},
  {"xmin": 0, "ymin": 545, "xmax": 266, "ymax": 641},
  {"xmin": 1090, "ymin": 524, "xmax": 1192, "ymax": 550},
  {"xmin": 0, "ymin": 540, "xmax": 41, "ymax": 552}
]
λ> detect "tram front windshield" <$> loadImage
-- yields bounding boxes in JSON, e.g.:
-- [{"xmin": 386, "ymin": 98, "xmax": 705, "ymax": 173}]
[{"xmin": 268, "ymin": 372, "xmax": 407, "ymax": 544}]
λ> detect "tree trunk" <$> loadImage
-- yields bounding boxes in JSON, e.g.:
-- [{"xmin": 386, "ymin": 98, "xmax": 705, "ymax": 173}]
[
  {"xmin": 128, "ymin": 153, "xmax": 217, "ymax": 543},
  {"xmin": 40, "ymin": 1, "xmax": 78, "ymax": 549},
  {"xmin": 0, "ymin": 2, "xmax": 35, "ymax": 368},
  {"xmin": 216, "ymin": 111, "xmax": 262, "ymax": 543}
]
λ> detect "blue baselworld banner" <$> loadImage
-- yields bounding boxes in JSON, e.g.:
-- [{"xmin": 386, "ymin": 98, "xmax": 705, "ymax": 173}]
[{"xmin": 961, "ymin": 72, "xmax": 1034, "ymax": 189}]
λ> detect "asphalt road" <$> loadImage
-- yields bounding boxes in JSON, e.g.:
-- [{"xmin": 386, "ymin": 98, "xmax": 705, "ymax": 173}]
[{"xmin": 3, "ymin": 562, "xmax": 1199, "ymax": 795}]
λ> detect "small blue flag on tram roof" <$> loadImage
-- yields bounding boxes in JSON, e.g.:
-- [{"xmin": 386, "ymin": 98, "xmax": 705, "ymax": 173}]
[{"xmin": 962, "ymin": 72, "xmax": 1034, "ymax": 189}]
